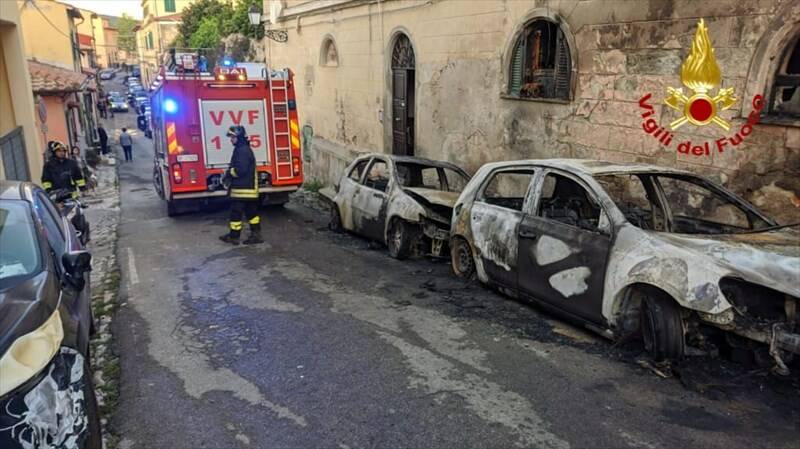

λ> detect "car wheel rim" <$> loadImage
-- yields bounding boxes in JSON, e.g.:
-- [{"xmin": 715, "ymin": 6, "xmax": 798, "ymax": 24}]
[
  {"xmin": 456, "ymin": 243, "xmax": 472, "ymax": 274},
  {"xmin": 391, "ymin": 224, "xmax": 403, "ymax": 252}
]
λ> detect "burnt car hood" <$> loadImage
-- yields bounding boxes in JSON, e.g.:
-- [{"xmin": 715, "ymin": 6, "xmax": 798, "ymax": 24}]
[
  {"xmin": 656, "ymin": 228, "xmax": 800, "ymax": 297},
  {"xmin": 0, "ymin": 271, "xmax": 59, "ymax": 357},
  {"xmin": 403, "ymin": 188, "xmax": 460, "ymax": 208}
]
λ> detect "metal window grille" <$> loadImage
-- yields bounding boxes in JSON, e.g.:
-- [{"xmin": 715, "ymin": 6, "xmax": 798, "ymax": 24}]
[{"xmin": 0, "ymin": 127, "xmax": 31, "ymax": 181}]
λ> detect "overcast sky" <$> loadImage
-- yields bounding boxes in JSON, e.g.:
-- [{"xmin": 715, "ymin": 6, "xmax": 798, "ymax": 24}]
[{"xmin": 60, "ymin": 0, "xmax": 143, "ymax": 19}]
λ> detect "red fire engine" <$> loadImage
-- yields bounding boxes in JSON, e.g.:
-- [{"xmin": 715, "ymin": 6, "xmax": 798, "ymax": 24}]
[{"xmin": 150, "ymin": 53, "xmax": 303, "ymax": 216}]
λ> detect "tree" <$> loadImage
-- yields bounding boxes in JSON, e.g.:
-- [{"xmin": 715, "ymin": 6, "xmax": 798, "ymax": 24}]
[
  {"xmin": 224, "ymin": 0, "xmax": 264, "ymax": 40},
  {"xmin": 177, "ymin": 0, "xmax": 232, "ymax": 47},
  {"xmin": 188, "ymin": 17, "xmax": 221, "ymax": 50},
  {"xmin": 117, "ymin": 13, "xmax": 138, "ymax": 53}
]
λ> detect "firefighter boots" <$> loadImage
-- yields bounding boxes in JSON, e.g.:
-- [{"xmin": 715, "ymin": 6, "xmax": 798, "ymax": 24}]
[{"xmin": 243, "ymin": 224, "xmax": 263, "ymax": 245}]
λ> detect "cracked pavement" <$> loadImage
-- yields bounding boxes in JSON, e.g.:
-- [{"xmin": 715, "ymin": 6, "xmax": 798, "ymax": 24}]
[{"xmin": 110, "ymin": 114, "xmax": 799, "ymax": 448}]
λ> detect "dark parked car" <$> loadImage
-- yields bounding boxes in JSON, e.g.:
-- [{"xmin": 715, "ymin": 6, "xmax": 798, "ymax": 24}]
[
  {"xmin": 450, "ymin": 159, "xmax": 799, "ymax": 371},
  {"xmin": 0, "ymin": 181, "xmax": 101, "ymax": 448}
]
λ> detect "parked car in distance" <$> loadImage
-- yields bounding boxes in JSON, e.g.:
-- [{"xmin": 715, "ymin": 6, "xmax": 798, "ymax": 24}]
[
  {"xmin": 99, "ymin": 69, "xmax": 115, "ymax": 80},
  {"xmin": 132, "ymin": 66, "xmax": 141, "ymax": 78},
  {"xmin": 108, "ymin": 92, "xmax": 128, "ymax": 112},
  {"xmin": 450, "ymin": 159, "xmax": 799, "ymax": 371},
  {"xmin": 0, "ymin": 181, "xmax": 101, "ymax": 448},
  {"xmin": 322, "ymin": 154, "xmax": 470, "ymax": 259},
  {"xmin": 125, "ymin": 75, "xmax": 139, "ymax": 85}
]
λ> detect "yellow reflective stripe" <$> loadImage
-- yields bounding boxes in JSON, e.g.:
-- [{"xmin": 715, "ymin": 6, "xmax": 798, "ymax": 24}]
[
  {"xmin": 230, "ymin": 221, "xmax": 243, "ymax": 230},
  {"xmin": 291, "ymin": 136, "xmax": 300, "ymax": 148},
  {"xmin": 231, "ymin": 192, "xmax": 259, "ymax": 199},
  {"xmin": 166, "ymin": 123, "xmax": 176, "ymax": 139},
  {"xmin": 290, "ymin": 120, "xmax": 299, "ymax": 133},
  {"xmin": 168, "ymin": 141, "xmax": 178, "ymax": 154},
  {"xmin": 230, "ymin": 167, "xmax": 237, "ymax": 177},
  {"xmin": 71, "ymin": 191, "xmax": 79, "ymax": 199},
  {"xmin": 42, "ymin": 182, "xmax": 53, "ymax": 189},
  {"xmin": 248, "ymin": 216, "xmax": 260, "ymax": 225},
  {"xmin": 76, "ymin": 179, "xmax": 86, "ymax": 186}
]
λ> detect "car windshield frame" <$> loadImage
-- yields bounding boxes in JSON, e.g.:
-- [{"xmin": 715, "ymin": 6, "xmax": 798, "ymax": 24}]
[
  {"xmin": 0, "ymin": 200, "xmax": 43, "ymax": 288},
  {"xmin": 594, "ymin": 171, "xmax": 777, "ymax": 235},
  {"xmin": 394, "ymin": 161, "xmax": 470, "ymax": 193}
]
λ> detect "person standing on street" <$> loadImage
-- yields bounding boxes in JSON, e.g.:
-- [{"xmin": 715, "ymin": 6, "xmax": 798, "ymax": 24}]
[
  {"xmin": 119, "ymin": 128, "xmax": 133, "ymax": 161},
  {"xmin": 219, "ymin": 125, "xmax": 263, "ymax": 245},
  {"xmin": 98, "ymin": 124, "xmax": 109, "ymax": 155},
  {"xmin": 41, "ymin": 141, "xmax": 85, "ymax": 197}
]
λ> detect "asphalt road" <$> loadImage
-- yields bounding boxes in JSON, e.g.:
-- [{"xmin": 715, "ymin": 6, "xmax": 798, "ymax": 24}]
[{"xmin": 107, "ymin": 103, "xmax": 799, "ymax": 448}]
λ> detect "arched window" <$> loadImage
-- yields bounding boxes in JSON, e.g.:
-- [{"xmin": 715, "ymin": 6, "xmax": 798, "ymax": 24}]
[
  {"xmin": 320, "ymin": 37, "xmax": 339, "ymax": 67},
  {"xmin": 767, "ymin": 34, "xmax": 800, "ymax": 119},
  {"xmin": 507, "ymin": 19, "xmax": 572, "ymax": 101}
]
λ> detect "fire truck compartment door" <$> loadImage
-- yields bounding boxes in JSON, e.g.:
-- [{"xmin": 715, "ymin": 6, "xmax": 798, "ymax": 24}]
[{"xmin": 199, "ymin": 99, "xmax": 270, "ymax": 167}]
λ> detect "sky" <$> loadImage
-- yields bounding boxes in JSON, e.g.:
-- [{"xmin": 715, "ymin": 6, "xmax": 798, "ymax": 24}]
[{"xmin": 60, "ymin": 0, "xmax": 143, "ymax": 20}]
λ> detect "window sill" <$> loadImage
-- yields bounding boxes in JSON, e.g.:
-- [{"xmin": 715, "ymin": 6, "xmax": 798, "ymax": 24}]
[
  {"xmin": 500, "ymin": 94, "xmax": 571, "ymax": 105},
  {"xmin": 757, "ymin": 115, "xmax": 800, "ymax": 128}
]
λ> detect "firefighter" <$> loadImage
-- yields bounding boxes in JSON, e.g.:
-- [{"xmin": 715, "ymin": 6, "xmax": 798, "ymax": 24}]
[
  {"xmin": 219, "ymin": 125, "xmax": 263, "ymax": 245},
  {"xmin": 41, "ymin": 140, "xmax": 85, "ymax": 197}
]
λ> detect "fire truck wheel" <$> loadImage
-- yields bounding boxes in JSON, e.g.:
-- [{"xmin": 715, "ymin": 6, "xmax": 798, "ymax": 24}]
[{"xmin": 166, "ymin": 200, "xmax": 179, "ymax": 217}]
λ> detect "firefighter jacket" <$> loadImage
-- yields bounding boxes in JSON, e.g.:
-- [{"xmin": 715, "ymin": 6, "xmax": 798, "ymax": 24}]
[
  {"xmin": 42, "ymin": 157, "xmax": 85, "ymax": 193},
  {"xmin": 228, "ymin": 139, "xmax": 257, "ymax": 200}
]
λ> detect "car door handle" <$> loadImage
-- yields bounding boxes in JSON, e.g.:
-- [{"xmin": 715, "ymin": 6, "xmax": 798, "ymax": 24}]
[
  {"xmin": 519, "ymin": 230, "xmax": 538, "ymax": 239},
  {"xmin": 373, "ymin": 193, "xmax": 383, "ymax": 199}
]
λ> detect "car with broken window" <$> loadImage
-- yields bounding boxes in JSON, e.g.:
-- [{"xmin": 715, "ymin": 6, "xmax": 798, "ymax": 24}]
[
  {"xmin": 0, "ymin": 181, "xmax": 101, "ymax": 448},
  {"xmin": 450, "ymin": 159, "xmax": 799, "ymax": 371},
  {"xmin": 323, "ymin": 154, "xmax": 470, "ymax": 259}
]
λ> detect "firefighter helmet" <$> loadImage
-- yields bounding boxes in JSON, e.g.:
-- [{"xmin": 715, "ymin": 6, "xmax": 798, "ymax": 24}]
[
  {"xmin": 226, "ymin": 125, "xmax": 247, "ymax": 139},
  {"xmin": 48, "ymin": 140, "xmax": 68, "ymax": 155}
]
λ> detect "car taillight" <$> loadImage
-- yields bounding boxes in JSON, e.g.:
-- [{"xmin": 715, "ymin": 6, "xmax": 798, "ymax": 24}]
[
  {"xmin": 292, "ymin": 157, "xmax": 301, "ymax": 176},
  {"xmin": 172, "ymin": 162, "xmax": 182, "ymax": 183}
]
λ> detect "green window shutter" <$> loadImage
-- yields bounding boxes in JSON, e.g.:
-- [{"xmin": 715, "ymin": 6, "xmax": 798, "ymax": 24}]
[
  {"xmin": 164, "ymin": 0, "xmax": 176, "ymax": 13},
  {"xmin": 554, "ymin": 29, "xmax": 572, "ymax": 100},
  {"xmin": 509, "ymin": 38, "xmax": 525, "ymax": 96}
]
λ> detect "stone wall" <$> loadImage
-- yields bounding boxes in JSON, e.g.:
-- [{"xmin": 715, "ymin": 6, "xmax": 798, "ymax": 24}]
[{"xmin": 261, "ymin": 0, "xmax": 800, "ymax": 223}]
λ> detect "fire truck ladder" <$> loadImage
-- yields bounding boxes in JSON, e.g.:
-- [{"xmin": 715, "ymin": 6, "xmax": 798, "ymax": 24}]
[{"xmin": 269, "ymin": 69, "xmax": 293, "ymax": 181}]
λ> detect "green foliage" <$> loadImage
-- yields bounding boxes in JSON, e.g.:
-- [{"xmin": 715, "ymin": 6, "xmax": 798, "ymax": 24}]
[
  {"xmin": 188, "ymin": 17, "xmax": 221, "ymax": 50},
  {"xmin": 117, "ymin": 14, "xmax": 137, "ymax": 53},
  {"xmin": 175, "ymin": 0, "xmax": 263, "ymax": 51},
  {"xmin": 304, "ymin": 178, "xmax": 325, "ymax": 193}
]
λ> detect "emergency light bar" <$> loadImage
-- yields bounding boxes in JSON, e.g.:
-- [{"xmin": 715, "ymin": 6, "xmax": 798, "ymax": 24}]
[{"xmin": 214, "ymin": 66, "xmax": 247, "ymax": 81}]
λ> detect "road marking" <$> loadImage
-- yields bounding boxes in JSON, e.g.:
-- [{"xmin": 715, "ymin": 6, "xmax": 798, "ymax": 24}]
[{"xmin": 127, "ymin": 247, "xmax": 139, "ymax": 285}]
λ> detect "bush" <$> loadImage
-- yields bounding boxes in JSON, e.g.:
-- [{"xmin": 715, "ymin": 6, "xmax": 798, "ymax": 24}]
[{"xmin": 303, "ymin": 178, "xmax": 325, "ymax": 193}]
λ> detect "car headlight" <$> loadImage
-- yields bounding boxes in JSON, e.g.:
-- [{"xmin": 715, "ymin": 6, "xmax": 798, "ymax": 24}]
[{"xmin": 0, "ymin": 308, "xmax": 64, "ymax": 397}]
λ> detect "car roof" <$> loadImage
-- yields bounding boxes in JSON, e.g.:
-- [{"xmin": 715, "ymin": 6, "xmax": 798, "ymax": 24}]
[
  {"xmin": 356, "ymin": 153, "xmax": 466, "ymax": 172},
  {"xmin": 0, "ymin": 180, "xmax": 39, "ymax": 202},
  {"xmin": 478, "ymin": 158, "xmax": 694, "ymax": 176}
]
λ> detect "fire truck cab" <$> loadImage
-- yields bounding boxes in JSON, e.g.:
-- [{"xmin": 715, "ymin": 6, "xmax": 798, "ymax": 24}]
[{"xmin": 150, "ymin": 52, "xmax": 303, "ymax": 216}]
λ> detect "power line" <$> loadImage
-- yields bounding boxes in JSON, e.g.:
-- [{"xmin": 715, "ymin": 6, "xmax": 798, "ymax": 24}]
[{"xmin": 29, "ymin": 0, "xmax": 73, "ymax": 40}]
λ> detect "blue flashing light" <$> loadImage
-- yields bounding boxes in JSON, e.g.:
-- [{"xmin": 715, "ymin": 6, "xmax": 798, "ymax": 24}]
[
  {"xmin": 163, "ymin": 98, "xmax": 178, "ymax": 114},
  {"xmin": 222, "ymin": 57, "xmax": 234, "ymax": 67}
]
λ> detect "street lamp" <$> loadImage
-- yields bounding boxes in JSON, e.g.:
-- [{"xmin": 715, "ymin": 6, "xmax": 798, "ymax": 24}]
[{"xmin": 248, "ymin": 5, "xmax": 288, "ymax": 43}]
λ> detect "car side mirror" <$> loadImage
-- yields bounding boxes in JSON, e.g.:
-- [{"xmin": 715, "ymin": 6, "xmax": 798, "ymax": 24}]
[{"xmin": 62, "ymin": 251, "xmax": 92, "ymax": 291}]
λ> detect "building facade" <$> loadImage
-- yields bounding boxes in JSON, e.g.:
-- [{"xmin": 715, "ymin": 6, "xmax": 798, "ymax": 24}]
[
  {"xmin": 261, "ymin": 0, "xmax": 800, "ymax": 224},
  {"xmin": 0, "ymin": 0, "xmax": 42, "ymax": 181},
  {"xmin": 136, "ymin": 0, "xmax": 195, "ymax": 85}
]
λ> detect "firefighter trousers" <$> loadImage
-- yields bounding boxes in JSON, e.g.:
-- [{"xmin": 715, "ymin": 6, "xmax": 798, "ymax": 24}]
[{"xmin": 228, "ymin": 200, "xmax": 261, "ymax": 238}]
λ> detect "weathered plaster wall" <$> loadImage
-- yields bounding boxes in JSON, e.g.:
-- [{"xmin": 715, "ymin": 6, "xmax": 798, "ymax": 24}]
[{"xmin": 263, "ymin": 0, "xmax": 800, "ymax": 223}]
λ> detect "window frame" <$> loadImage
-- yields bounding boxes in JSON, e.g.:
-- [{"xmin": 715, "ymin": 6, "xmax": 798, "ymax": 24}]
[
  {"xmin": 362, "ymin": 157, "xmax": 391, "ymax": 193},
  {"xmin": 320, "ymin": 36, "xmax": 339, "ymax": 67},
  {"xmin": 503, "ymin": 17, "xmax": 574, "ymax": 103},
  {"xmin": 164, "ymin": 0, "xmax": 177, "ymax": 13},
  {"xmin": 347, "ymin": 157, "xmax": 371, "ymax": 184},
  {"xmin": 33, "ymin": 192, "xmax": 67, "ymax": 270},
  {"xmin": 476, "ymin": 166, "xmax": 539, "ymax": 212},
  {"xmin": 764, "ymin": 33, "xmax": 800, "ymax": 125},
  {"xmin": 529, "ymin": 168, "xmax": 611, "ymax": 234}
]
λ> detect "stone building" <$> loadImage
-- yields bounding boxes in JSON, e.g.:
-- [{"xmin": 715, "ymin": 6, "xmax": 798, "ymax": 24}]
[{"xmin": 258, "ymin": 0, "xmax": 799, "ymax": 223}]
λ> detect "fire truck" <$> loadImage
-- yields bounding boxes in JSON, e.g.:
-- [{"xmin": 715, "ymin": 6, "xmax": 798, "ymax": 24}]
[{"xmin": 150, "ymin": 53, "xmax": 303, "ymax": 216}]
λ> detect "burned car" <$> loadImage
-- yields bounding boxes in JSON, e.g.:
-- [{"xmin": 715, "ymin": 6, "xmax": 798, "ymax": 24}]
[
  {"xmin": 323, "ymin": 154, "xmax": 470, "ymax": 259},
  {"xmin": 450, "ymin": 159, "xmax": 799, "ymax": 371},
  {"xmin": 0, "ymin": 181, "xmax": 101, "ymax": 448}
]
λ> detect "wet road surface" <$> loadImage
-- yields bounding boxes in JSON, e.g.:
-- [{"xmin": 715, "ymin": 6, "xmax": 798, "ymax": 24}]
[{"xmin": 109, "ymin": 113, "xmax": 799, "ymax": 448}]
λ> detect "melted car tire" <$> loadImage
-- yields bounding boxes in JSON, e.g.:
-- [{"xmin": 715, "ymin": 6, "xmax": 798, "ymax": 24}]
[
  {"xmin": 387, "ymin": 219, "xmax": 415, "ymax": 260},
  {"xmin": 641, "ymin": 293, "xmax": 685, "ymax": 362},
  {"xmin": 82, "ymin": 357, "xmax": 103, "ymax": 449},
  {"xmin": 451, "ymin": 237, "xmax": 476, "ymax": 280},
  {"xmin": 329, "ymin": 204, "xmax": 343, "ymax": 233}
]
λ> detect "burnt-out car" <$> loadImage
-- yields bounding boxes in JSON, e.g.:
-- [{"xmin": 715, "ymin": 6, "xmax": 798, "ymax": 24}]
[
  {"xmin": 0, "ymin": 181, "xmax": 101, "ymax": 448},
  {"xmin": 323, "ymin": 154, "xmax": 470, "ymax": 259},
  {"xmin": 450, "ymin": 159, "xmax": 799, "ymax": 371}
]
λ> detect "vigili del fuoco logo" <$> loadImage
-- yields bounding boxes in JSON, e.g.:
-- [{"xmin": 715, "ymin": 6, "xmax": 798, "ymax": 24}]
[{"xmin": 638, "ymin": 19, "xmax": 764, "ymax": 156}]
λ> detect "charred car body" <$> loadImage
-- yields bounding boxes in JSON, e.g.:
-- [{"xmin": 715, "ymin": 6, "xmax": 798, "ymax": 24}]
[
  {"xmin": 0, "ymin": 181, "xmax": 100, "ymax": 449},
  {"xmin": 450, "ymin": 159, "xmax": 799, "ymax": 371},
  {"xmin": 324, "ymin": 154, "xmax": 470, "ymax": 259}
]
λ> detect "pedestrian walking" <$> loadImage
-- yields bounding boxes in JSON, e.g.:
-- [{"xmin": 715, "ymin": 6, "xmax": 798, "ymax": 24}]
[
  {"xmin": 97, "ymin": 98, "xmax": 107, "ymax": 118},
  {"xmin": 219, "ymin": 126, "xmax": 263, "ymax": 245},
  {"xmin": 98, "ymin": 124, "xmax": 109, "ymax": 155},
  {"xmin": 119, "ymin": 128, "xmax": 133, "ymax": 161}
]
